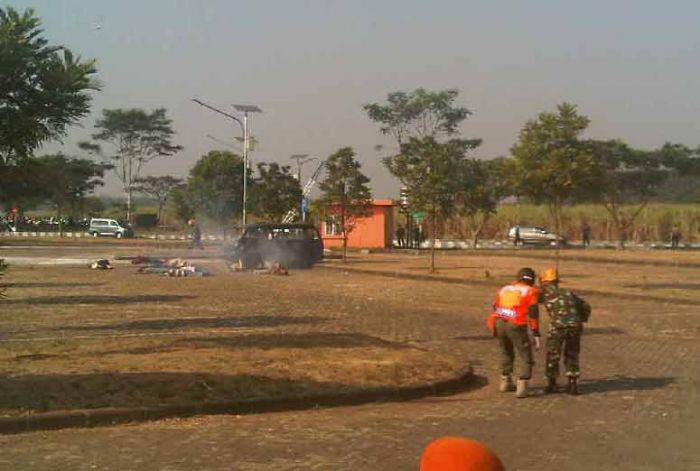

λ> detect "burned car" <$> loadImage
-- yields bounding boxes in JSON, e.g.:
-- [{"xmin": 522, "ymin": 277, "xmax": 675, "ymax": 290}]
[{"xmin": 227, "ymin": 223, "xmax": 324, "ymax": 269}]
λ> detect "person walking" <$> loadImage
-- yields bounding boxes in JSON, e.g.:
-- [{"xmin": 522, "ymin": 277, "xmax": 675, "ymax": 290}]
[
  {"xmin": 188, "ymin": 219, "xmax": 204, "ymax": 250},
  {"xmin": 581, "ymin": 222, "xmax": 591, "ymax": 248},
  {"xmin": 487, "ymin": 267, "xmax": 541, "ymax": 398},
  {"xmin": 396, "ymin": 225, "xmax": 406, "ymax": 248},
  {"xmin": 538, "ymin": 268, "xmax": 591, "ymax": 395},
  {"xmin": 513, "ymin": 226, "xmax": 522, "ymax": 247},
  {"xmin": 413, "ymin": 225, "xmax": 422, "ymax": 249},
  {"xmin": 671, "ymin": 226, "xmax": 681, "ymax": 249}
]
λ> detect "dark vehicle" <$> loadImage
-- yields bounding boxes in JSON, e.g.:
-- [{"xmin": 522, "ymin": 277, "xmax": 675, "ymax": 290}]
[{"xmin": 228, "ymin": 223, "xmax": 324, "ymax": 269}]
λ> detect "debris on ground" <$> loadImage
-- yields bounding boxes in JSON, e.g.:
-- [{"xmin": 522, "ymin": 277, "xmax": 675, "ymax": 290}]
[
  {"xmin": 90, "ymin": 259, "xmax": 114, "ymax": 270},
  {"xmin": 132, "ymin": 255, "xmax": 210, "ymax": 277},
  {"xmin": 267, "ymin": 262, "xmax": 289, "ymax": 276},
  {"xmin": 229, "ymin": 261, "xmax": 290, "ymax": 276}
]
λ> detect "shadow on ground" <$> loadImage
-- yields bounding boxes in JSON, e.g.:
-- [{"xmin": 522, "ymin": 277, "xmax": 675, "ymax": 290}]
[
  {"xmin": 89, "ymin": 332, "xmax": 410, "ymax": 357},
  {"xmin": 624, "ymin": 283, "xmax": 700, "ymax": 290},
  {"xmin": 579, "ymin": 376, "xmax": 675, "ymax": 394},
  {"xmin": 3, "ymin": 294, "xmax": 196, "ymax": 305},
  {"xmin": 0, "ymin": 282, "xmax": 105, "ymax": 289},
  {"xmin": 57, "ymin": 315, "xmax": 324, "ymax": 333}
]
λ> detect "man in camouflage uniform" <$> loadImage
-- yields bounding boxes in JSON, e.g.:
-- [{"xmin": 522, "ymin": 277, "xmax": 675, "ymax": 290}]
[{"xmin": 538, "ymin": 268, "xmax": 591, "ymax": 395}]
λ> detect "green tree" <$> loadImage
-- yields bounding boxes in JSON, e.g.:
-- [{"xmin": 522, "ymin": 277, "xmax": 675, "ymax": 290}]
[
  {"xmin": 318, "ymin": 147, "xmax": 372, "ymax": 261},
  {"xmin": 34, "ymin": 154, "xmax": 108, "ymax": 235},
  {"xmin": 364, "ymin": 88, "xmax": 471, "ymax": 145},
  {"xmin": 166, "ymin": 183, "xmax": 195, "ymax": 226},
  {"xmin": 386, "ymin": 137, "xmax": 478, "ymax": 271},
  {"xmin": 187, "ymin": 150, "xmax": 247, "ymax": 234},
  {"xmin": 511, "ymin": 103, "xmax": 599, "ymax": 266},
  {"xmin": 133, "ymin": 175, "xmax": 183, "ymax": 225},
  {"xmin": 584, "ymin": 141, "xmax": 700, "ymax": 246},
  {"xmin": 0, "ymin": 7, "xmax": 99, "ymax": 165},
  {"xmin": 250, "ymin": 162, "xmax": 302, "ymax": 222},
  {"xmin": 79, "ymin": 108, "xmax": 182, "ymax": 221},
  {"xmin": 457, "ymin": 157, "xmax": 513, "ymax": 248}
]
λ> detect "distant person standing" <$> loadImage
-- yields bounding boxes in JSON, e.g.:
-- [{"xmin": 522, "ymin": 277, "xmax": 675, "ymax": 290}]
[
  {"xmin": 396, "ymin": 225, "xmax": 406, "ymax": 248},
  {"xmin": 513, "ymin": 226, "xmax": 522, "ymax": 247},
  {"xmin": 188, "ymin": 219, "xmax": 204, "ymax": 250},
  {"xmin": 581, "ymin": 222, "xmax": 591, "ymax": 248},
  {"xmin": 413, "ymin": 225, "xmax": 422, "ymax": 248},
  {"xmin": 671, "ymin": 226, "xmax": 681, "ymax": 249}
]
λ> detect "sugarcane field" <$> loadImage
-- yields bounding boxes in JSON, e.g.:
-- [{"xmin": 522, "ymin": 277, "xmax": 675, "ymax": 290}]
[{"xmin": 3, "ymin": 2, "xmax": 700, "ymax": 469}]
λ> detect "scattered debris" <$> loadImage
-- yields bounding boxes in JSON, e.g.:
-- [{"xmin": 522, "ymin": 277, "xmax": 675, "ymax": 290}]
[
  {"xmin": 267, "ymin": 262, "xmax": 289, "ymax": 276},
  {"xmin": 91, "ymin": 259, "xmax": 113, "ymax": 270},
  {"xmin": 132, "ymin": 255, "xmax": 210, "ymax": 277}
]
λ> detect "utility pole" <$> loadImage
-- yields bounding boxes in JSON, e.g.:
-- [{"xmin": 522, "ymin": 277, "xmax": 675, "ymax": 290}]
[{"xmin": 290, "ymin": 154, "xmax": 316, "ymax": 222}]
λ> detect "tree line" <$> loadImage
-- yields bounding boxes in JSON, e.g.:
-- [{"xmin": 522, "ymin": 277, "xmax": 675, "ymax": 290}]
[{"xmin": 2, "ymin": 6, "xmax": 700, "ymax": 268}]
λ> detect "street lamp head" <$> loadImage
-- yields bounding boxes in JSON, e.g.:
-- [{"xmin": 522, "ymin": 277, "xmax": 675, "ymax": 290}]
[{"xmin": 233, "ymin": 104, "xmax": 262, "ymax": 113}]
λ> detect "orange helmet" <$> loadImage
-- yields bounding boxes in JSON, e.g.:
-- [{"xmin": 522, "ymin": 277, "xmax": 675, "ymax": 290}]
[
  {"xmin": 420, "ymin": 437, "xmax": 504, "ymax": 471},
  {"xmin": 539, "ymin": 267, "xmax": 559, "ymax": 283}
]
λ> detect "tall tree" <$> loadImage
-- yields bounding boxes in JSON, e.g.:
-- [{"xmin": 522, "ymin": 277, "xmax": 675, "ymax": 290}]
[
  {"xmin": 187, "ymin": 150, "xmax": 247, "ymax": 234},
  {"xmin": 318, "ymin": 147, "xmax": 372, "ymax": 262},
  {"xmin": 34, "ymin": 154, "xmax": 108, "ymax": 235},
  {"xmin": 511, "ymin": 103, "xmax": 599, "ymax": 266},
  {"xmin": 584, "ymin": 141, "xmax": 700, "ymax": 247},
  {"xmin": 167, "ymin": 183, "xmax": 195, "ymax": 226},
  {"xmin": 457, "ymin": 157, "xmax": 513, "ymax": 248},
  {"xmin": 364, "ymin": 88, "xmax": 471, "ymax": 146},
  {"xmin": 386, "ymin": 137, "xmax": 478, "ymax": 272},
  {"xmin": 0, "ymin": 7, "xmax": 99, "ymax": 165},
  {"xmin": 79, "ymin": 108, "xmax": 182, "ymax": 221},
  {"xmin": 250, "ymin": 162, "xmax": 302, "ymax": 222},
  {"xmin": 133, "ymin": 175, "xmax": 183, "ymax": 225}
]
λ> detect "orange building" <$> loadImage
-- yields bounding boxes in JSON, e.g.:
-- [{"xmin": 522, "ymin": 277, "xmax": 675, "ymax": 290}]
[{"xmin": 320, "ymin": 199, "xmax": 395, "ymax": 249}]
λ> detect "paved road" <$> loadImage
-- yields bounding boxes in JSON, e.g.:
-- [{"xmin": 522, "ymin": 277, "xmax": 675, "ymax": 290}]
[{"xmin": 1, "ymin": 329, "xmax": 697, "ymax": 470}]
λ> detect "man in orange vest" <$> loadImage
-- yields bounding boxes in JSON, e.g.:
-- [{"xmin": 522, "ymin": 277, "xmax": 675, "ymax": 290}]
[{"xmin": 487, "ymin": 267, "xmax": 541, "ymax": 398}]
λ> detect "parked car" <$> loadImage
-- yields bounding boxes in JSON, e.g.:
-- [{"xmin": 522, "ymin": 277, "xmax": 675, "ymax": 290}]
[
  {"xmin": 227, "ymin": 223, "xmax": 323, "ymax": 269},
  {"xmin": 88, "ymin": 218, "xmax": 133, "ymax": 238},
  {"xmin": 508, "ymin": 226, "xmax": 566, "ymax": 246}
]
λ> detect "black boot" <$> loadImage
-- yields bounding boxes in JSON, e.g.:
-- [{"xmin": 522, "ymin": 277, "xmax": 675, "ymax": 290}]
[
  {"xmin": 545, "ymin": 377, "xmax": 558, "ymax": 394},
  {"xmin": 567, "ymin": 376, "xmax": 579, "ymax": 395}
]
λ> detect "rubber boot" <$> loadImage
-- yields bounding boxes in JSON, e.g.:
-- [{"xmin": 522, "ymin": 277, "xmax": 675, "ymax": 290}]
[
  {"xmin": 545, "ymin": 376, "xmax": 558, "ymax": 394},
  {"xmin": 499, "ymin": 375, "xmax": 515, "ymax": 392},
  {"xmin": 567, "ymin": 376, "xmax": 579, "ymax": 395},
  {"xmin": 516, "ymin": 379, "xmax": 529, "ymax": 398}
]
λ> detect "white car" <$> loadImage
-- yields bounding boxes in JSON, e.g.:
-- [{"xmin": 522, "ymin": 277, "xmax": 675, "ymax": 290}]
[
  {"xmin": 508, "ymin": 226, "xmax": 566, "ymax": 246},
  {"xmin": 88, "ymin": 218, "xmax": 133, "ymax": 238}
]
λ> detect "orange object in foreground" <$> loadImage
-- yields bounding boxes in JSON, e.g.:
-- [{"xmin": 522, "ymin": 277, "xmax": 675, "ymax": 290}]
[{"xmin": 420, "ymin": 437, "xmax": 505, "ymax": 471}]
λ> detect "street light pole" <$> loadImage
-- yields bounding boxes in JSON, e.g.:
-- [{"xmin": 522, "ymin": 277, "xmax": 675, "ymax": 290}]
[
  {"xmin": 193, "ymin": 99, "xmax": 261, "ymax": 226},
  {"xmin": 233, "ymin": 104, "xmax": 262, "ymax": 226}
]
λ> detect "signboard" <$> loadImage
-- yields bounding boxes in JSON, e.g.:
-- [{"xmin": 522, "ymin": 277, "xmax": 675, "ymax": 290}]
[{"xmin": 412, "ymin": 211, "xmax": 425, "ymax": 223}]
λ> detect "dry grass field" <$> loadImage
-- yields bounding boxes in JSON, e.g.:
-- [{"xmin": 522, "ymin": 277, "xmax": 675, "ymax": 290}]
[{"xmin": 0, "ymin": 242, "xmax": 698, "ymax": 469}]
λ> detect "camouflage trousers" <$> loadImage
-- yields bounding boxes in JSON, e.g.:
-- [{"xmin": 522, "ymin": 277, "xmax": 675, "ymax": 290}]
[
  {"xmin": 546, "ymin": 326, "xmax": 582, "ymax": 378},
  {"xmin": 495, "ymin": 319, "xmax": 533, "ymax": 380}
]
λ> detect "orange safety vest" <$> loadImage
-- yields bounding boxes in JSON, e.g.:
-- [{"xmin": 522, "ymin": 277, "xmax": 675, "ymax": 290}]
[{"xmin": 488, "ymin": 282, "xmax": 539, "ymax": 331}]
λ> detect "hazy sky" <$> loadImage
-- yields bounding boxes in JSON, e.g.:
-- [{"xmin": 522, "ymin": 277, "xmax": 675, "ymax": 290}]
[{"xmin": 6, "ymin": 0, "xmax": 700, "ymax": 197}]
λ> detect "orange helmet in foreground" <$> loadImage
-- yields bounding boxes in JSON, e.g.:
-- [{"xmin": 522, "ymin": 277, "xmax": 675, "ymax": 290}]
[
  {"xmin": 539, "ymin": 267, "xmax": 559, "ymax": 283},
  {"xmin": 420, "ymin": 437, "xmax": 505, "ymax": 471}
]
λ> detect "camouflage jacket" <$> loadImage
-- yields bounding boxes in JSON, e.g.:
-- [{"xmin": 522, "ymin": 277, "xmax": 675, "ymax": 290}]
[{"xmin": 539, "ymin": 284, "xmax": 591, "ymax": 330}]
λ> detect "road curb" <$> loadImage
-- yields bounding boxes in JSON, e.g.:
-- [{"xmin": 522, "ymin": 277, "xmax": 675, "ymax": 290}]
[{"xmin": 0, "ymin": 369, "xmax": 478, "ymax": 435}]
